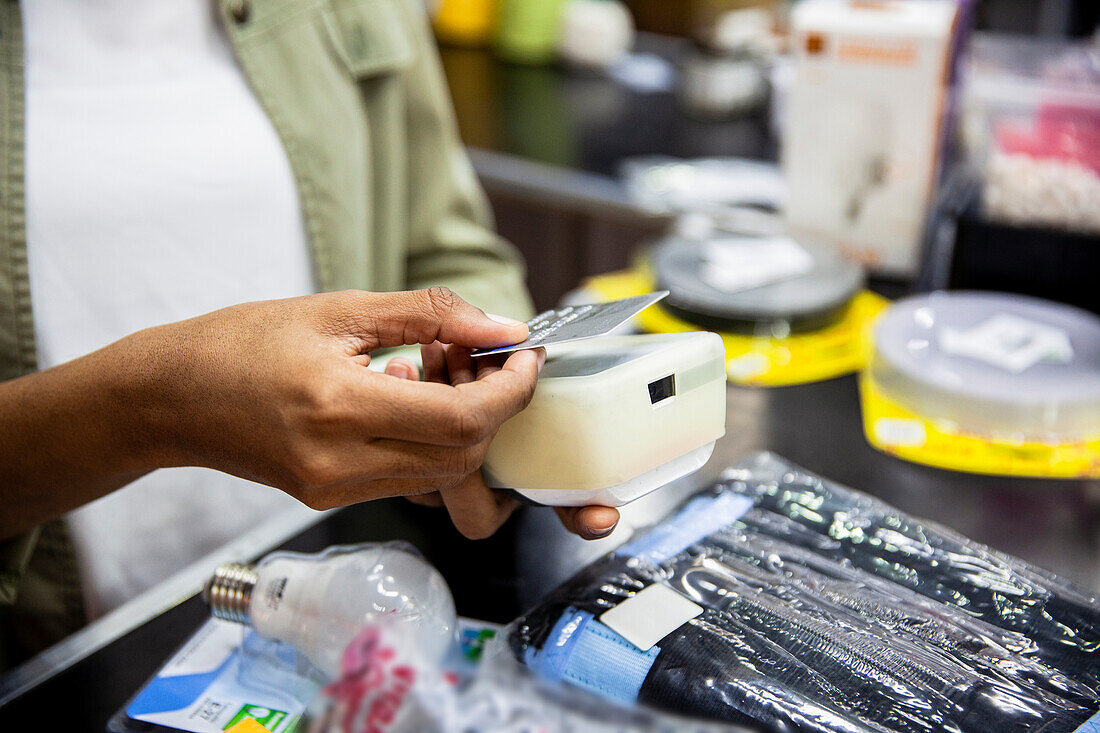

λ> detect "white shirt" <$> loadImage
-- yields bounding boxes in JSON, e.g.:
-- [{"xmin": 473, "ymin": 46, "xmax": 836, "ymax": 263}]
[{"xmin": 23, "ymin": 0, "xmax": 318, "ymax": 616}]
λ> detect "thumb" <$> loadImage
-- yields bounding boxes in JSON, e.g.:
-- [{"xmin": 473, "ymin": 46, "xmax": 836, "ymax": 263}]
[{"xmin": 340, "ymin": 288, "xmax": 528, "ymax": 350}]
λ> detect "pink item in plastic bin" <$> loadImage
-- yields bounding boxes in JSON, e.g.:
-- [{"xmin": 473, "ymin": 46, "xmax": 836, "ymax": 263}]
[{"xmin": 996, "ymin": 103, "xmax": 1100, "ymax": 173}]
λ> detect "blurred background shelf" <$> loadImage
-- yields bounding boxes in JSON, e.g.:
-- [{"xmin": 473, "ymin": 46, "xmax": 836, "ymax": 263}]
[{"xmin": 441, "ymin": 33, "xmax": 779, "ymax": 310}]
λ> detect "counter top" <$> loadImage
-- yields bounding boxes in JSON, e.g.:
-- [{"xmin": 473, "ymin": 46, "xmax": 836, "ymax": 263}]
[{"xmin": 3, "ymin": 375, "xmax": 1096, "ymax": 729}]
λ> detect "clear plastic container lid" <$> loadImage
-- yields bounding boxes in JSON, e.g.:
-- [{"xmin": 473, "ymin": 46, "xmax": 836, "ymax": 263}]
[
  {"xmin": 966, "ymin": 34, "xmax": 1099, "ymax": 106},
  {"xmin": 870, "ymin": 291, "xmax": 1100, "ymax": 441},
  {"xmin": 650, "ymin": 232, "xmax": 864, "ymax": 330}
]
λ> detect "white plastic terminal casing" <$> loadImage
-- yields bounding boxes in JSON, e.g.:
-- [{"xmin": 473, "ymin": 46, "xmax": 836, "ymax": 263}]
[{"xmin": 484, "ymin": 332, "xmax": 727, "ymax": 507}]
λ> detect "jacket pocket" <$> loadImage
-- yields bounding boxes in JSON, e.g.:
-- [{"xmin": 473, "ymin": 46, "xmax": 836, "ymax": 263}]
[{"xmin": 320, "ymin": 0, "xmax": 415, "ymax": 78}]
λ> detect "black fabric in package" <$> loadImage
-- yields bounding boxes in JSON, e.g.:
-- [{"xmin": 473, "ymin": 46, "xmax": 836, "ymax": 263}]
[{"xmin": 507, "ymin": 453, "xmax": 1100, "ymax": 733}]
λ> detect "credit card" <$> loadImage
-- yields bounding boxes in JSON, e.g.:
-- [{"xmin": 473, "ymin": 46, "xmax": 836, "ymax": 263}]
[{"xmin": 471, "ymin": 291, "xmax": 669, "ymax": 357}]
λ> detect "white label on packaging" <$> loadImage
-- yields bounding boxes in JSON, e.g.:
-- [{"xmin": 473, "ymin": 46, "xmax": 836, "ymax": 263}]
[
  {"xmin": 873, "ymin": 418, "xmax": 927, "ymax": 448},
  {"xmin": 938, "ymin": 314, "xmax": 1074, "ymax": 373},
  {"xmin": 700, "ymin": 236, "xmax": 814, "ymax": 293},
  {"xmin": 599, "ymin": 583, "xmax": 704, "ymax": 651}
]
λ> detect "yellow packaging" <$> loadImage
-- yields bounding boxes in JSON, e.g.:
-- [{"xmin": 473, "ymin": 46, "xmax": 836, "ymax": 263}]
[
  {"xmin": 432, "ymin": 0, "xmax": 498, "ymax": 46},
  {"xmin": 860, "ymin": 373, "xmax": 1100, "ymax": 479},
  {"xmin": 225, "ymin": 720, "xmax": 274, "ymax": 733},
  {"xmin": 583, "ymin": 269, "xmax": 888, "ymax": 386},
  {"xmin": 860, "ymin": 291, "xmax": 1100, "ymax": 479}
]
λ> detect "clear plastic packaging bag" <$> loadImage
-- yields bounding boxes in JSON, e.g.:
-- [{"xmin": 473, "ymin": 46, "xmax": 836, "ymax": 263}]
[
  {"xmin": 204, "ymin": 541, "xmax": 457, "ymax": 679},
  {"xmin": 277, "ymin": 547, "xmax": 739, "ymax": 732},
  {"xmin": 303, "ymin": 606, "xmax": 743, "ymax": 732},
  {"xmin": 507, "ymin": 452, "xmax": 1100, "ymax": 732}
]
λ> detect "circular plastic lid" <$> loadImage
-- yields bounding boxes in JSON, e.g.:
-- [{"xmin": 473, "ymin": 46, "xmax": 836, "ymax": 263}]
[
  {"xmin": 650, "ymin": 233, "xmax": 864, "ymax": 332},
  {"xmin": 871, "ymin": 291, "xmax": 1100, "ymax": 440}
]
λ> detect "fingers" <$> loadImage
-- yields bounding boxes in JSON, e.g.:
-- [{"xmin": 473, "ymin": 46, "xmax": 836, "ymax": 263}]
[
  {"xmin": 444, "ymin": 344, "xmax": 476, "ymax": 386},
  {"xmin": 383, "ymin": 357, "xmax": 418, "ymax": 381},
  {"xmin": 476, "ymin": 348, "xmax": 543, "ymax": 380},
  {"xmin": 421, "ymin": 341, "xmax": 535, "ymax": 387},
  {"xmin": 358, "ymin": 349, "xmax": 540, "ymax": 446},
  {"xmin": 439, "ymin": 472, "xmax": 521, "ymax": 540},
  {"xmin": 554, "ymin": 505, "xmax": 620, "ymax": 540},
  {"xmin": 378, "ymin": 357, "xmax": 450, "ymax": 509},
  {"xmin": 449, "ymin": 348, "xmax": 541, "ymax": 433},
  {"xmin": 421, "ymin": 342, "xmax": 448, "ymax": 384},
  {"xmin": 334, "ymin": 288, "xmax": 529, "ymax": 351}
]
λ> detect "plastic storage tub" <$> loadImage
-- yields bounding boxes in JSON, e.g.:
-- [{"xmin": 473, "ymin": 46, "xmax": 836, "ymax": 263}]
[
  {"xmin": 961, "ymin": 33, "xmax": 1100, "ymax": 232},
  {"xmin": 861, "ymin": 291, "xmax": 1100, "ymax": 478}
]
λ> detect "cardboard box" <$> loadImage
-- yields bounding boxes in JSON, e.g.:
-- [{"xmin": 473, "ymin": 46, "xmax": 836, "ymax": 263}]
[{"xmin": 784, "ymin": 0, "xmax": 959, "ymax": 276}]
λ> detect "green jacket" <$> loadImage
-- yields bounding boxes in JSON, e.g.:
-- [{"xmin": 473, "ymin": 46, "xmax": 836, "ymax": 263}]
[{"xmin": 0, "ymin": 0, "xmax": 533, "ymax": 669}]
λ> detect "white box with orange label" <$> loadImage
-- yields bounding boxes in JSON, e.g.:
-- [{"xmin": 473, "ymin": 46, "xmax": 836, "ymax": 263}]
[{"xmin": 783, "ymin": 0, "xmax": 960, "ymax": 276}]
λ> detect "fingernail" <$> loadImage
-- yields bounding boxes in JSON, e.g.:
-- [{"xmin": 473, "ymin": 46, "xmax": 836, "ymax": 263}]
[
  {"xmin": 486, "ymin": 312, "xmax": 524, "ymax": 327},
  {"xmin": 536, "ymin": 349, "xmax": 546, "ymax": 374},
  {"xmin": 582, "ymin": 524, "xmax": 616, "ymax": 540},
  {"xmin": 386, "ymin": 362, "xmax": 411, "ymax": 379}
]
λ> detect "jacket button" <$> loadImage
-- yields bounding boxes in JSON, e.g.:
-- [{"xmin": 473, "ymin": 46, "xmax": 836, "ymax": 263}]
[{"xmin": 228, "ymin": 0, "xmax": 250, "ymax": 23}]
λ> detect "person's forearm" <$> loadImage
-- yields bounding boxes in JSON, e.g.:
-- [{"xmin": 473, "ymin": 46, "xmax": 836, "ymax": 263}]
[{"xmin": 0, "ymin": 332, "xmax": 162, "ymax": 539}]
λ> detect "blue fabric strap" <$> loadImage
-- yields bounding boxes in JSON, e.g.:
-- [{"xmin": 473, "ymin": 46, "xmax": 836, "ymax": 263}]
[
  {"xmin": 617, "ymin": 492, "xmax": 753, "ymax": 564},
  {"xmin": 526, "ymin": 608, "xmax": 660, "ymax": 705}
]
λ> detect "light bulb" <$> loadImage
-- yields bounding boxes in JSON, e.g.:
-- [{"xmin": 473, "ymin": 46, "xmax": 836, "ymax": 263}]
[{"xmin": 203, "ymin": 544, "xmax": 456, "ymax": 678}]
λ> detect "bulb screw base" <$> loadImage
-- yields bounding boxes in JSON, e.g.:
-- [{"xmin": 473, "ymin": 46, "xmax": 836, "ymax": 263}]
[{"xmin": 203, "ymin": 562, "xmax": 257, "ymax": 625}]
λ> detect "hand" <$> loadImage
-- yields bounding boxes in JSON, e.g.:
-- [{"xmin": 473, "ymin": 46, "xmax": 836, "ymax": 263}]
[
  {"xmin": 385, "ymin": 343, "xmax": 620, "ymax": 541},
  {"xmin": 132, "ymin": 288, "xmax": 545, "ymax": 528},
  {"xmin": 0, "ymin": 285, "xmax": 620, "ymax": 542}
]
